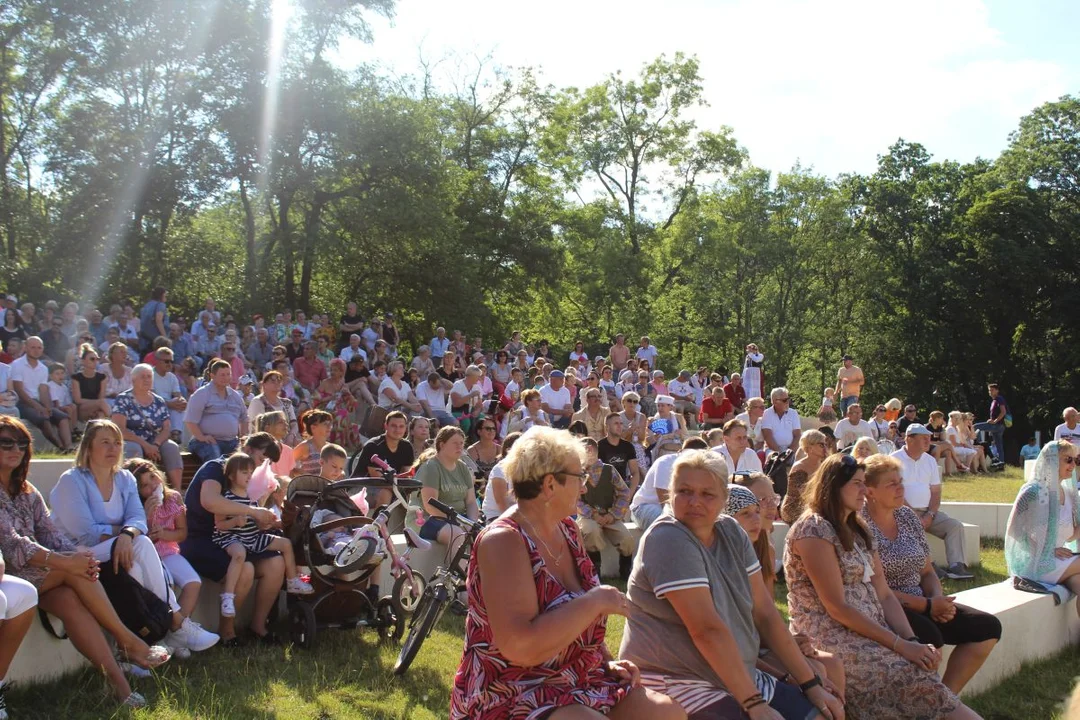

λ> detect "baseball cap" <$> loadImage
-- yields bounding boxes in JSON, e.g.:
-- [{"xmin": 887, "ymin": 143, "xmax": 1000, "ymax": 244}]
[
  {"xmin": 239, "ymin": 373, "xmax": 254, "ymax": 385},
  {"xmin": 550, "ymin": 370, "xmax": 565, "ymax": 378},
  {"xmin": 594, "ymin": 355, "xmax": 604, "ymax": 363},
  {"xmin": 905, "ymin": 423, "xmax": 931, "ymax": 437},
  {"xmin": 842, "ymin": 354, "xmax": 853, "ymax": 361}
]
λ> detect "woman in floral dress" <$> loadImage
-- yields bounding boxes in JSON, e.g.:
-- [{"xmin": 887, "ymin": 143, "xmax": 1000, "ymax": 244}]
[
  {"xmin": 785, "ymin": 453, "xmax": 981, "ymax": 719},
  {"xmin": 449, "ymin": 427, "xmax": 682, "ymax": 720},
  {"xmin": 311, "ymin": 358, "xmax": 359, "ymax": 450}
]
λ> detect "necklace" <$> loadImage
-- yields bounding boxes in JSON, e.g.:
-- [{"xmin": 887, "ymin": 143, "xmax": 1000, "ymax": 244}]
[{"xmin": 517, "ymin": 512, "xmax": 564, "ymax": 567}]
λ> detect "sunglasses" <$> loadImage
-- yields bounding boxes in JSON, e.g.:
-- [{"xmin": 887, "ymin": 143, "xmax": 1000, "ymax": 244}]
[
  {"xmin": 775, "ymin": 397, "xmax": 790, "ymax": 403},
  {"xmin": 0, "ymin": 438, "xmax": 30, "ymax": 452},
  {"xmin": 481, "ymin": 425, "xmax": 497, "ymax": 432},
  {"xmin": 1066, "ymin": 456, "xmax": 1077, "ymax": 466},
  {"xmin": 623, "ymin": 399, "xmax": 639, "ymax": 404}
]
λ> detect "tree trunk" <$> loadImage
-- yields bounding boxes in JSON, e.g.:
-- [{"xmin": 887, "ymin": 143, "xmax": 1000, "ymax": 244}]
[
  {"xmin": 278, "ymin": 190, "xmax": 295, "ymax": 308},
  {"xmin": 239, "ymin": 176, "xmax": 257, "ymax": 312},
  {"xmin": 299, "ymin": 196, "xmax": 325, "ymax": 311}
]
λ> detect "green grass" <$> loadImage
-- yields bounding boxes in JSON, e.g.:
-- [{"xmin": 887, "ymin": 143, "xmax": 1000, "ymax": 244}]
[
  {"xmin": 942, "ymin": 466, "xmax": 1025, "ymax": 504},
  {"xmin": 10, "ymin": 538, "xmax": 1070, "ymax": 720}
]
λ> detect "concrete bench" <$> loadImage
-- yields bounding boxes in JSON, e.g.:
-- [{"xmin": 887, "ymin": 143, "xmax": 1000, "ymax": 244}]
[
  {"xmin": 8, "ymin": 613, "xmax": 89, "ymax": 686},
  {"xmin": 26, "ymin": 458, "xmax": 73, "ymax": 500},
  {"xmin": 940, "ymin": 580, "xmax": 1080, "ymax": 696},
  {"xmin": 939, "ymin": 502, "xmax": 1011, "ymax": 539}
]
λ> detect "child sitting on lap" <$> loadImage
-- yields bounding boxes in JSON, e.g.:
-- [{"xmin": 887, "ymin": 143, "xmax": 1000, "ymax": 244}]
[{"xmin": 213, "ymin": 453, "xmax": 313, "ymax": 616}]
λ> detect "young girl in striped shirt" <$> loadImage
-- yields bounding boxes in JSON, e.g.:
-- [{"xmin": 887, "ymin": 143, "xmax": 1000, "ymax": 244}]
[{"xmin": 213, "ymin": 453, "xmax": 312, "ymax": 616}]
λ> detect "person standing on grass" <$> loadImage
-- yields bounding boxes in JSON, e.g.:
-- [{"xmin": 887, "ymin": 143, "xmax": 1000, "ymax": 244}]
[{"xmin": 973, "ymin": 383, "xmax": 1007, "ymax": 465}]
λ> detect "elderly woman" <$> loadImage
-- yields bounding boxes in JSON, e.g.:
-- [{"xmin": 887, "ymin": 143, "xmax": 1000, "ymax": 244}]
[
  {"xmin": 1005, "ymin": 440, "xmax": 1080, "ymax": 609},
  {"xmin": 0, "ymin": 418, "xmax": 170, "ymax": 709},
  {"xmin": 450, "ymin": 426, "xmax": 683, "ymax": 719},
  {"xmin": 49, "ymin": 420, "xmax": 218, "ymax": 653},
  {"xmin": 180, "ymin": 432, "xmax": 285, "ymax": 645},
  {"xmin": 779, "ymin": 429, "xmax": 828, "ymax": 524},
  {"xmin": 647, "ymin": 395, "xmax": 687, "ymax": 460},
  {"xmin": 619, "ymin": 450, "xmax": 843, "ymax": 720},
  {"xmin": 736, "ymin": 397, "xmax": 767, "ymax": 451},
  {"xmin": 378, "ymin": 360, "xmax": 421, "ymax": 415},
  {"xmin": 507, "ymin": 388, "xmax": 549, "ymax": 434},
  {"xmin": 851, "ymin": 436, "xmax": 878, "ymax": 462},
  {"xmin": 785, "ymin": 454, "xmax": 980, "ymax": 719},
  {"xmin": 111, "ymin": 363, "xmax": 183, "ymax": 490},
  {"xmin": 247, "ymin": 370, "xmax": 299, "ymax": 445},
  {"xmin": 861, "ymin": 454, "xmax": 1000, "ymax": 693}
]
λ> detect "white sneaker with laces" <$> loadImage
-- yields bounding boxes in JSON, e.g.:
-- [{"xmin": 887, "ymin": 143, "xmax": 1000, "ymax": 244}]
[
  {"xmin": 165, "ymin": 617, "xmax": 219, "ymax": 652},
  {"xmin": 221, "ymin": 592, "xmax": 236, "ymax": 617},
  {"xmin": 286, "ymin": 577, "xmax": 315, "ymax": 595}
]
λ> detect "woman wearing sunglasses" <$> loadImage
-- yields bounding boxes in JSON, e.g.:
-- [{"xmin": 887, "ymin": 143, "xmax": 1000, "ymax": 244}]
[
  {"xmin": 1005, "ymin": 440, "xmax": 1080, "ymax": 614},
  {"xmin": 785, "ymin": 454, "xmax": 981, "ymax": 719}
]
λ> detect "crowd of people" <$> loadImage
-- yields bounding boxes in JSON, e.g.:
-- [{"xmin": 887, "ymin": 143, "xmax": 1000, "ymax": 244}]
[{"xmin": 0, "ymin": 290, "xmax": 1057, "ymax": 720}]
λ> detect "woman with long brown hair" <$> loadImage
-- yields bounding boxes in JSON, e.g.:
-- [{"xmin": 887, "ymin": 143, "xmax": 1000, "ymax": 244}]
[{"xmin": 785, "ymin": 454, "xmax": 981, "ymax": 719}]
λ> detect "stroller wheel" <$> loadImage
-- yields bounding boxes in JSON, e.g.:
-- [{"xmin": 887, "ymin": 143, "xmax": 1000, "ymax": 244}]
[
  {"xmin": 392, "ymin": 570, "xmax": 427, "ymax": 614},
  {"xmin": 288, "ymin": 601, "xmax": 317, "ymax": 649},
  {"xmin": 334, "ymin": 535, "xmax": 378, "ymax": 573},
  {"xmin": 376, "ymin": 597, "xmax": 405, "ymax": 644}
]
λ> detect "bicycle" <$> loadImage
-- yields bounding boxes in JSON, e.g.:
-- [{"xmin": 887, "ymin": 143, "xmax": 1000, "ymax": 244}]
[
  {"xmin": 393, "ymin": 498, "xmax": 485, "ymax": 675},
  {"xmin": 332, "ymin": 454, "xmax": 431, "ymax": 617}
]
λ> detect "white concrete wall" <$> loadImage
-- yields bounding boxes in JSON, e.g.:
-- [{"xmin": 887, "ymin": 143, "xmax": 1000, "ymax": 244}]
[
  {"xmin": 27, "ymin": 458, "xmax": 73, "ymax": 501},
  {"xmin": 940, "ymin": 502, "xmax": 1011, "ymax": 539}
]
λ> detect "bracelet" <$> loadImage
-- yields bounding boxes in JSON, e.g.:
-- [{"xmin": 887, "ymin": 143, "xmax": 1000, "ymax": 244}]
[
  {"xmin": 43, "ymin": 549, "xmax": 52, "ymax": 568},
  {"xmin": 741, "ymin": 694, "xmax": 766, "ymax": 711},
  {"xmin": 891, "ymin": 633, "xmax": 900, "ymax": 650},
  {"xmin": 744, "ymin": 698, "xmax": 768, "ymax": 711},
  {"xmin": 924, "ymin": 597, "xmax": 934, "ymax": 616},
  {"xmin": 799, "ymin": 675, "xmax": 823, "ymax": 693}
]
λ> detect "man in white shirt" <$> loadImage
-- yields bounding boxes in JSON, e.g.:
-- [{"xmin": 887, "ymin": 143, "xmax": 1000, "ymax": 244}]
[
  {"xmin": 1054, "ymin": 407, "xmax": 1080, "ymax": 445},
  {"xmin": 833, "ymin": 403, "xmax": 873, "ymax": 450},
  {"xmin": 667, "ymin": 369, "xmax": 699, "ymax": 430},
  {"xmin": 634, "ymin": 336, "xmax": 658, "ymax": 369},
  {"xmin": 714, "ymin": 418, "xmax": 763, "ymax": 474},
  {"xmin": 153, "ymin": 347, "xmax": 188, "ymax": 433},
  {"xmin": 891, "ymin": 424, "xmax": 972, "ymax": 580},
  {"xmin": 630, "ymin": 437, "xmax": 709, "ymax": 529},
  {"xmin": 339, "ymin": 334, "xmax": 367, "ymax": 364},
  {"xmin": 11, "ymin": 336, "xmax": 73, "ymax": 450},
  {"xmin": 539, "ymin": 370, "xmax": 573, "ymax": 429},
  {"xmin": 761, "ymin": 387, "xmax": 801, "ymax": 453},
  {"xmin": 414, "ymin": 372, "xmax": 454, "ymax": 427}
]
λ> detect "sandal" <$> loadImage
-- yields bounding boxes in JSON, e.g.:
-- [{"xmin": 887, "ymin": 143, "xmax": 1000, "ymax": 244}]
[{"xmin": 120, "ymin": 691, "xmax": 147, "ymax": 709}]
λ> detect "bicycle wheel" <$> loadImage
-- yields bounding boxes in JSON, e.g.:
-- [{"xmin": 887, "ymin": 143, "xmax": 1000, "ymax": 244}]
[
  {"xmin": 392, "ymin": 569, "xmax": 427, "ymax": 614},
  {"xmin": 393, "ymin": 582, "xmax": 447, "ymax": 676}
]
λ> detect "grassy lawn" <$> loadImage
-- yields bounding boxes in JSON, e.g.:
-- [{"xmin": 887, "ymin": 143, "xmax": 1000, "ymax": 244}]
[
  {"xmin": 942, "ymin": 465, "xmax": 1025, "ymax": 504},
  {"xmin": 10, "ymin": 537, "xmax": 1076, "ymax": 720}
]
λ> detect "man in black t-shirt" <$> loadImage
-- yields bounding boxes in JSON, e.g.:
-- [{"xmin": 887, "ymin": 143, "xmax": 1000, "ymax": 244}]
[
  {"xmin": 338, "ymin": 301, "xmax": 364, "ymax": 351},
  {"xmin": 897, "ymin": 404, "xmax": 919, "ymax": 438},
  {"xmin": 597, "ymin": 413, "xmax": 641, "ymax": 495},
  {"xmin": 349, "ymin": 410, "xmax": 414, "ymax": 507}
]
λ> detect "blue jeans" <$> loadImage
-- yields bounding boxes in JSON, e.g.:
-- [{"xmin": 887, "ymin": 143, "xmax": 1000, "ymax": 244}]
[
  {"xmin": 840, "ymin": 395, "xmax": 859, "ymax": 414},
  {"xmin": 188, "ymin": 436, "xmax": 240, "ymax": 464},
  {"xmin": 974, "ymin": 422, "xmax": 1005, "ymax": 462}
]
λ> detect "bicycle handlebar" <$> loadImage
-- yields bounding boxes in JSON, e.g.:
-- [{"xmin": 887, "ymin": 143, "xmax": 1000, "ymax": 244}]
[{"xmin": 427, "ymin": 498, "xmax": 482, "ymax": 531}]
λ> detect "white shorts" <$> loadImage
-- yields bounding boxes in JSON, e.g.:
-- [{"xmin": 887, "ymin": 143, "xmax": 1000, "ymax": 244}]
[
  {"xmin": 1038, "ymin": 556, "xmax": 1076, "ymax": 586},
  {"xmin": 162, "ymin": 553, "xmax": 201, "ymax": 589},
  {"xmin": 0, "ymin": 573, "xmax": 38, "ymax": 619}
]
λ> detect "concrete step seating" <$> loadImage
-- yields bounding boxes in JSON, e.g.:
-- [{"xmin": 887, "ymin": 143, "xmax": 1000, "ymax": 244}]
[{"xmin": 9, "ymin": 458, "xmax": 1073, "ymax": 702}]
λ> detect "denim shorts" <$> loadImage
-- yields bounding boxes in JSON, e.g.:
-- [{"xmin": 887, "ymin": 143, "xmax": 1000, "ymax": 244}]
[{"xmin": 418, "ymin": 516, "xmax": 450, "ymax": 542}]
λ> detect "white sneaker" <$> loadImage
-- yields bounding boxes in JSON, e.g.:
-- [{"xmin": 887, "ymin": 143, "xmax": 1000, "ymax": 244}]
[
  {"xmin": 165, "ymin": 617, "xmax": 219, "ymax": 652},
  {"xmin": 171, "ymin": 646, "xmax": 192, "ymax": 660},
  {"xmin": 121, "ymin": 661, "xmax": 153, "ymax": 678},
  {"xmin": 221, "ymin": 593, "xmax": 236, "ymax": 617},
  {"xmin": 286, "ymin": 577, "xmax": 315, "ymax": 595}
]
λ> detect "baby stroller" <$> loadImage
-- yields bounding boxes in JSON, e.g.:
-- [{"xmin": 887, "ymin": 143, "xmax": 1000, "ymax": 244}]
[{"xmin": 281, "ymin": 473, "xmax": 422, "ymax": 648}]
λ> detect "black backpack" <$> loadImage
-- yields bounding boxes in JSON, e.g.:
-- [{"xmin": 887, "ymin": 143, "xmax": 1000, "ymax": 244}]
[
  {"xmin": 764, "ymin": 449, "xmax": 795, "ymax": 499},
  {"xmin": 96, "ymin": 539, "xmax": 173, "ymax": 644}
]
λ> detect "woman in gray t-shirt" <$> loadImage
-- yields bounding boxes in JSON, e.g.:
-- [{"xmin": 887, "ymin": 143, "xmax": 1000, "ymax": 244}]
[{"xmin": 619, "ymin": 450, "xmax": 843, "ymax": 720}]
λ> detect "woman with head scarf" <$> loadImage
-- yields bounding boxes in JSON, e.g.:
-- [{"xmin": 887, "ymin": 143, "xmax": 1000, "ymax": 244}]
[{"xmin": 1005, "ymin": 440, "xmax": 1080, "ymax": 610}]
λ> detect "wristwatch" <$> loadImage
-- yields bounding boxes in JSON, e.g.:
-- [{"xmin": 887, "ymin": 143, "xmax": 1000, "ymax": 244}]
[{"xmin": 120, "ymin": 527, "xmax": 138, "ymax": 539}]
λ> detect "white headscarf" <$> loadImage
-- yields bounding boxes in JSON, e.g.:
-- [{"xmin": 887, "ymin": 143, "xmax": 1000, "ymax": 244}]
[{"xmin": 1004, "ymin": 441, "xmax": 1080, "ymax": 580}]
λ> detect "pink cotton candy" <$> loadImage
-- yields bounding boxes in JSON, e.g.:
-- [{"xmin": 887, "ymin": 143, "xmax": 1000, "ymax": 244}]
[
  {"xmin": 350, "ymin": 488, "xmax": 369, "ymax": 516},
  {"xmin": 249, "ymin": 460, "xmax": 279, "ymax": 502}
]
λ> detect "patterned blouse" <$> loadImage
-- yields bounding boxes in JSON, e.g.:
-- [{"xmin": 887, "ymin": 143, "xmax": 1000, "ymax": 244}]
[
  {"xmin": 0, "ymin": 483, "xmax": 76, "ymax": 588},
  {"xmin": 113, "ymin": 390, "xmax": 171, "ymax": 442},
  {"xmin": 861, "ymin": 505, "xmax": 930, "ymax": 597}
]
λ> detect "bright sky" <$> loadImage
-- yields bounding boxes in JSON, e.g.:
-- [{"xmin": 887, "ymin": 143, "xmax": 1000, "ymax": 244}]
[{"xmin": 335, "ymin": 0, "xmax": 1078, "ymax": 177}]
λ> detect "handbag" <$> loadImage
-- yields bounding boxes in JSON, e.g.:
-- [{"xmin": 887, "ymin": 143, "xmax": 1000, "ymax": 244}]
[{"xmin": 97, "ymin": 538, "xmax": 173, "ymax": 643}]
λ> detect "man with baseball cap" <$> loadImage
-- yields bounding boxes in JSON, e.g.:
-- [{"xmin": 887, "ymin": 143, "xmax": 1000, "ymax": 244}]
[
  {"xmin": 835, "ymin": 354, "xmax": 865, "ymax": 415},
  {"xmin": 891, "ymin": 423, "xmax": 973, "ymax": 580},
  {"xmin": 667, "ymin": 369, "xmax": 700, "ymax": 430}
]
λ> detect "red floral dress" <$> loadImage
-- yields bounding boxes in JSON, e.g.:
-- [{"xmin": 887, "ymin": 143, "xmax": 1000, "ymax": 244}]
[{"xmin": 449, "ymin": 516, "xmax": 630, "ymax": 719}]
